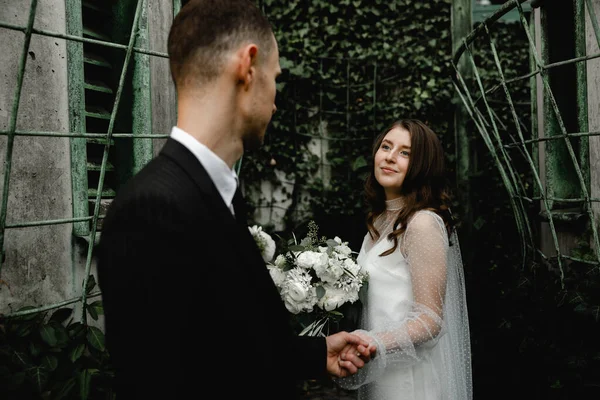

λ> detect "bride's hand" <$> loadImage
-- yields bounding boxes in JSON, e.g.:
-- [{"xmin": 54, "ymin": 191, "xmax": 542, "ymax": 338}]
[{"xmin": 340, "ymin": 330, "xmax": 377, "ymax": 362}]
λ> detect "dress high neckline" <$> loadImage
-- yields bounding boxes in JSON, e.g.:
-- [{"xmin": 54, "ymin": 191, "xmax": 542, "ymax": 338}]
[{"xmin": 385, "ymin": 196, "xmax": 404, "ymax": 211}]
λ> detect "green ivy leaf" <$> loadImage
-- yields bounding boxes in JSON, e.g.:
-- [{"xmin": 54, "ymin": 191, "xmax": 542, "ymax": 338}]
[
  {"xmin": 52, "ymin": 377, "xmax": 76, "ymax": 400},
  {"xmin": 40, "ymin": 325, "xmax": 57, "ymax": 347},
  {"xmin": 78, "ymin": 369, "xmax": 93, "ymax": 400},
  {"xmin": 68, "ymin": 322, "xmax": 86, "ymax": 340},
  {"xmin": 85, "ymin": 275, "xmax": 96, "ymax": 295},
  {"xmin": 87, "ymin": 326, "xmax": 105, "ymax": 352},
  {"xmin": 11, "ymin": 350, "xmax": 31, "ymax": 367},
  {"xmin": 87, "ymin": 301, "xmax": 102, "ymax": 321},
  {"xmin": 352, "ymin": 155, "xmax": 367, "ymax": 171},
  {"xmin": 70, "ymin": 344, "xmax": 86, "ymax": 363},
  {"xmin": 41, "ymin": 354, "xmax": 58, "ymax": 371},
  {"xmin": 26, "ymin": 366, "xmax": 48, "ymax": 393},
  {"xmin": 29, "ymin": 340, "xmax": 42, "ymax": 357},
  {"xmin": 51, "ymin": 322, "xmax": 70, "ymax": 348},
  {"xmin": 49, "ymin": 308, "xmax": 73, "ymax": 324}
]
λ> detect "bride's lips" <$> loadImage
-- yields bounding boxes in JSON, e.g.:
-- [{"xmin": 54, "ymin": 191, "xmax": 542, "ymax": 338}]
[{"xmin": 380, "ymin": 167, "xmax": 397, "ymax": 173}]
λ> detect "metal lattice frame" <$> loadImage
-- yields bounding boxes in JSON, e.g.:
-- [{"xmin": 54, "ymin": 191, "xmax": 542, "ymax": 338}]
[
  {"xmin": 452, "ymin": 0, "xmax": 600, "ymax": 283},
  {"xmin": 0, "ymin": 0, "xmax": 173, "ymax": 320}
]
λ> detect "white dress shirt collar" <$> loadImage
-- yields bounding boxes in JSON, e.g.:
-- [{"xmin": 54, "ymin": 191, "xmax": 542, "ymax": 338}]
[{"xmin": 170, "ymin": 126, "xmax": 238, "ymax": 215}]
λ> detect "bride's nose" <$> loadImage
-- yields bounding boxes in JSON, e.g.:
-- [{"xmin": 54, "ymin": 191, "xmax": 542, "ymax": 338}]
[{"xmin": 385, "ymin": 151, "xmax": 396, "ymax": 163}]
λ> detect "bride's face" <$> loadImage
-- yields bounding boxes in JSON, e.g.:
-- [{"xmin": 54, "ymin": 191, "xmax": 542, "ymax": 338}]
[{"xmin": 373, "ymin": 127, "xmax": 411, "ymax": 200}]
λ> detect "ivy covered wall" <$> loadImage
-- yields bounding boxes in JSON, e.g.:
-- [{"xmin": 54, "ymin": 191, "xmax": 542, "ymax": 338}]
[{"xmin": 240, "ymin": 0, "xmax": 455, "ymax": 248}]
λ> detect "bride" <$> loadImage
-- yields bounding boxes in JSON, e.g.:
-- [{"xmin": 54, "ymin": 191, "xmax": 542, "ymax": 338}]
[{"xmin": 336, "ymin": 119, "xmax": 472, "ymax": 399}]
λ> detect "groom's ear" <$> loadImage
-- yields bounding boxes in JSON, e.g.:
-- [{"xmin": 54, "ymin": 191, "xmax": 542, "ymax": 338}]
[{"xmin": 234, "ymin": 43, "xmax": 259, "ymax": 88}]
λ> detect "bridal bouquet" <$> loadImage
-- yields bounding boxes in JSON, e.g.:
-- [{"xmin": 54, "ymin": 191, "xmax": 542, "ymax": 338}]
[{"xmin": 249, "ymin": 221, "xmax": 368, "ymax": 336}]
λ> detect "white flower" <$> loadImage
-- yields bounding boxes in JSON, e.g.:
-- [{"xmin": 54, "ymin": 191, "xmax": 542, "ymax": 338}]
[
  {"xmin": 335, "ymin": 243, "xmax": 352, "ymax": 257},
  {"xmin": 318, "ymin": 284, "xmax": 355, "ymax": 311},
  {"xmin": 313, "ymin": 256, "xmax": 344, "ymax": 284},
  {"xmin": 267, "ymin": 265, "xmax": 287, "ymax": 289},
  {"xmin": 254, "ymin": 221, "xmax": 368, "ymax": 336},
  {"xmin": 249, "ymin": 225, "xmax": 276, "ymax": 262},
  {"xmin": 296, "ymin": 251, "xmax": 328, "ymax": 270},
  {"xmin": 281, "ymin": 268, "xmax": 318, "ymax": 314},
  {"xmin": 273, "ymin": 254, "xmax": 287, "ymax": 268}
]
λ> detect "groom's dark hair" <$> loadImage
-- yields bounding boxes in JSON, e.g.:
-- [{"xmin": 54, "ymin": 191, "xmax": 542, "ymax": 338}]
[{"xmin": 168, "ymin": 0, "xmax": 275, "ymax": 90}]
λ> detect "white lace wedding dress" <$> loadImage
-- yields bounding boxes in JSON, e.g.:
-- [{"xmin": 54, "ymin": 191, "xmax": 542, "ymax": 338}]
[{"xmin": 336, "ymin": 198, "xmax": 472, "ymax": 399}]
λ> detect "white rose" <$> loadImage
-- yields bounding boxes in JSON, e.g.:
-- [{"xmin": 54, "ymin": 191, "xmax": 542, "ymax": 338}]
[
  {"xmin": 286, "ymin": 280, "xmax": 310, "ymax": 302},
  {"xmin": 318, "ymin": 285, "xmax": 354, "ymax": 311},
  {"xmin": 281, "ymin": 269, "xmax": 317, "ymax": 314},
  {"xmin": 296, "ymin": 251, "xmax": 328, "ymax": 270},
  {"xmin": 335, "ymin": 243, "xmax": 352, "ymax": 256},
  {"xmin": 314, "ymin": 257, "xmax": 344, "ymax": 284}
]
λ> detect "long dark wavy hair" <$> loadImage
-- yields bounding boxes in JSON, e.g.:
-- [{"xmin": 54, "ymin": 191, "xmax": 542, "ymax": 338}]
[{"xmin": 365, "ymin": 119, "xmax": 455, "ymax": 256}]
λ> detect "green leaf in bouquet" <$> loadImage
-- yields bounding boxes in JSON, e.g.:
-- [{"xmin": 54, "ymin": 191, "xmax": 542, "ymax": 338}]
[
  {"xmin": 300, "ymin": 237, "xmax": 313, "ymax": 247},
  {"xmin": 299, "ymin": 317, "xmax": 329, "ymax": 337},
  {"xmin": 316, "ymin": 285, "xmax": 326, "ymax": 299},
  {"xmin": 326, "ymin": 239, "xmax": 338, "ymax": 248},
  {"xmin": 288, "ymin": 244, "xmax": 305, "ymax": 252}
]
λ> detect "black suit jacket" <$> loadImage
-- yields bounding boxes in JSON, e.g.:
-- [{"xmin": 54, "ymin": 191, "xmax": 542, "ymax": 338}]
[{"xmin": 97, "ymin": 138, "xmax": 327, "ymax": 399}]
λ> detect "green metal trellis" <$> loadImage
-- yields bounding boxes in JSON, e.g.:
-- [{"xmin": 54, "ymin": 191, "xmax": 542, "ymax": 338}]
[
  {"xmin": 0, "ymin": 0, "xmax": 172, "ymax": 319},
  {"xmin": 452, "ymin": 0, "xmax": 600, "ymax": 284}
]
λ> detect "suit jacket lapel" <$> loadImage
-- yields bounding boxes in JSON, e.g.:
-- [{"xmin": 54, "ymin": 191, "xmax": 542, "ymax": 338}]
[
  {"xmin": 232, "ymin": 186, "xmax": 248, "ymax": 225},
  {"xmin": 160, "ymin": 138, "xmax": 289, "ymax": 321},
  {"xmin": 159, "ymin": 138, "xmax": 262, "ymax": 260}
]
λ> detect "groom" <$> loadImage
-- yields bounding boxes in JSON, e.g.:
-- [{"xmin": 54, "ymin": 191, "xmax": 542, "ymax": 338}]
[{"xmin": 96, "ymin": 0, "xmax": 376, "ymax": 399}]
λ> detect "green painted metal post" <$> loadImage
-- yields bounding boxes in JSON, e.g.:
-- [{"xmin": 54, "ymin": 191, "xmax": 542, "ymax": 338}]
[
  {"xmin": 452, "ymin": 0, "xmax": 473, "ymax": 254},
  {"xmin": 66, "ymin": 0, "xmax": 90, "ymax": 238},
  {"xmin": 575, "ymin": 0, "xmax": 590, "ymax": 195},
  {"xmin": 540, "ymin": 1, "xmax": 581, "ymax": 210},
  {"xmin": 131, "ymin": 0, "xmax": 154, "ymax": 174}
]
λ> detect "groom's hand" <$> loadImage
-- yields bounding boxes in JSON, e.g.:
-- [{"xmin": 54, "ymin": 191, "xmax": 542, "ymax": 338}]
[{"xmin": 325, "ymin": 331, "xmax": 377, "ymax": 378}]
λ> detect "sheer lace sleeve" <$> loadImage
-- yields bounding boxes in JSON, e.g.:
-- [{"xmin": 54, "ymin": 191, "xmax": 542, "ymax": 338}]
[{"xmin": 336, "ymin": 211, "xmax": 470, "ymax": 392}]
